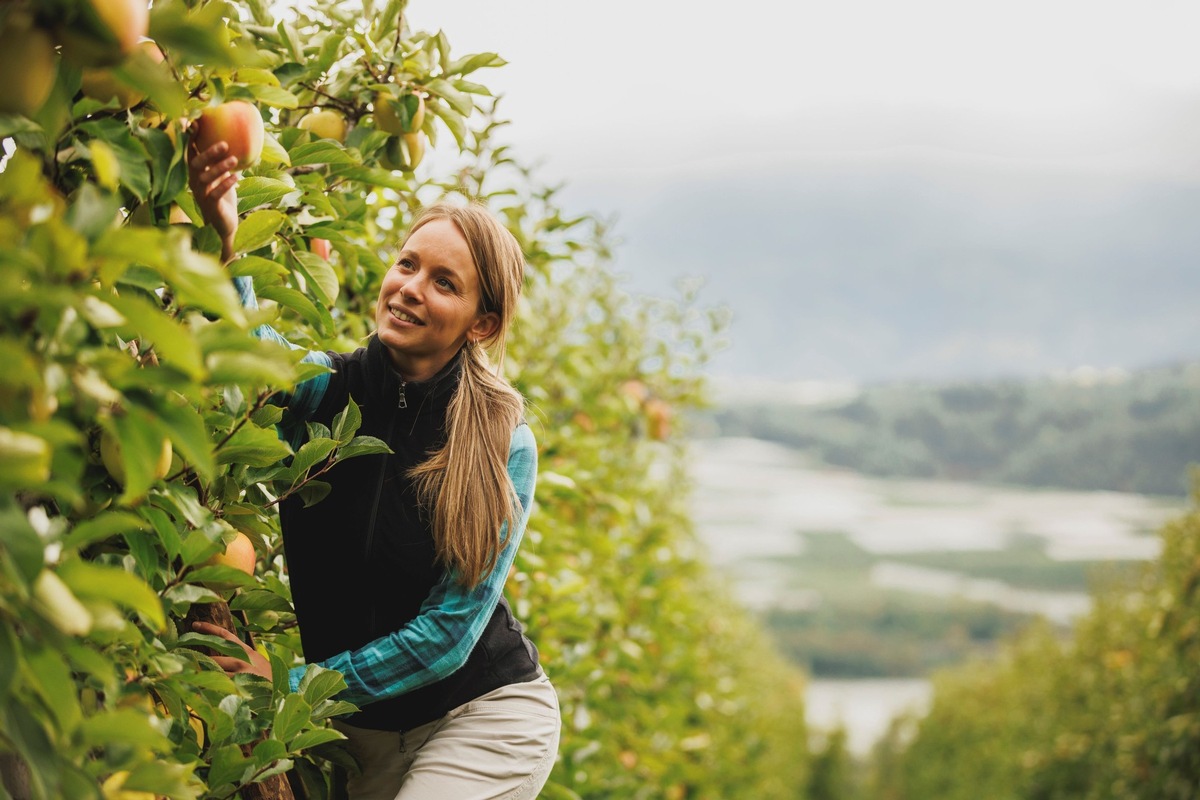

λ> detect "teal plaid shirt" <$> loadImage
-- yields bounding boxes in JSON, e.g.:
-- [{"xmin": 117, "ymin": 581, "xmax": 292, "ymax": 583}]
[{"xmin": 235, "ymin": 277, "xmax": 538, "ymax": 708}]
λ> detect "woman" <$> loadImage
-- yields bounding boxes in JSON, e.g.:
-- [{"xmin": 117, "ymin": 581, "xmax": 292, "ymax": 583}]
[{"xmin": 187, "ymin": 140, "xmax": 561, "ymax": 800}]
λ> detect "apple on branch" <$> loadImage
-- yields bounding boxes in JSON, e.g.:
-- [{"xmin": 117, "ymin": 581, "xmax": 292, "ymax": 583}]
[{"xmin": 192, "ymin": 101, "xmax": 265, "ymax": 169}]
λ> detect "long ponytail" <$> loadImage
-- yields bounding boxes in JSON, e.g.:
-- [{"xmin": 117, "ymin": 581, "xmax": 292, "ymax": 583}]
[{"xmin": 404, "ymin": 203, "xmax": 527, "ymax": 589}]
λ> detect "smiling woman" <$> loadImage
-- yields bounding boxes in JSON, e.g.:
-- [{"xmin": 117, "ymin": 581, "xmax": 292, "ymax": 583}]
[{"xmin": 186, "ymin": 142, "xmax": 561, "ymax": 799}]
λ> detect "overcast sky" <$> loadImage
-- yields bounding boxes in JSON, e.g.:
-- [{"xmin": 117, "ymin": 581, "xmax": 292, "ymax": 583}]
[{"xmin": 406, "ymin": 1, "xmax": 1200, "ymax": 383}]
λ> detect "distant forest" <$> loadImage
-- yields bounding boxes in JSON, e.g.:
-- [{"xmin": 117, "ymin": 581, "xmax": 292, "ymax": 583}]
[{"xmin": 706, "ymin": 362, "xmax": 1200, "ymax": 497}]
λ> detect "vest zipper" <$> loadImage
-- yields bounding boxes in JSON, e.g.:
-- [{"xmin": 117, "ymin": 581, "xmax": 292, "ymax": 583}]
[{"xmin": 398, "ymin": 381, "xmax": 407, "ymax": 408}]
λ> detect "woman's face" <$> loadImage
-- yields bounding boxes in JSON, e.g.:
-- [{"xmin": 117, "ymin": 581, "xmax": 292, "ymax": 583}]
[{"xmin": 376, "ymin": 218, "xmax": 498, "ymax": 381}]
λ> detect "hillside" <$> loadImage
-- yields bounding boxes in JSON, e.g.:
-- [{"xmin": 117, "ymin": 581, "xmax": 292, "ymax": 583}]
[{"xmin": 704, "ymin": 362, "xmax": 1200, "ymax": 496}]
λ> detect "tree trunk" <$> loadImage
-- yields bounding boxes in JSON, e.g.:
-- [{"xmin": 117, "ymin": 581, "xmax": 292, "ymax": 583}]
[{"xmin": 184, "ymin": 600, "xmax": 296, "ymax": 800}]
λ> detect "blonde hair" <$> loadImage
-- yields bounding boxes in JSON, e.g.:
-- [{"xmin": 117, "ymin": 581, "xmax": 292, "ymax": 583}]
[{"xmin": 404, "ymin": 203, "xmax": 527, "ymax": 589}]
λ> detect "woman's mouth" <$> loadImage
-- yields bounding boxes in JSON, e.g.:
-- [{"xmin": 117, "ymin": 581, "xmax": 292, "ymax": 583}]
[{"xmin": 389, "ymin": 306, "xmax": 423, "ymax": 325}]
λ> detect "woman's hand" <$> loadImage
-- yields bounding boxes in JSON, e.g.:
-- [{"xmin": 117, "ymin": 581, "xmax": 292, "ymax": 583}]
[
  {"xmin": 187, "ymin": 140, "xmax": 240, "ymax": 262},
  {"xmin": 191, "ymin": 621, "xmax": 272, "ymax": 681}
]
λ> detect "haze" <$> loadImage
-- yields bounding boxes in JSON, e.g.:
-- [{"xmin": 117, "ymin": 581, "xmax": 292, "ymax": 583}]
[{"xmin": 410, "ymin": 0, "xmax": 1200, "ymax": 383}]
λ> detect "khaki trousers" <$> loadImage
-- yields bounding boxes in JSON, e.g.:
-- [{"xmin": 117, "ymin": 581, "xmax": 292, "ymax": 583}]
[{"xmin": 332, "ymin": 673, "xmax": 561, "ymax": 800}]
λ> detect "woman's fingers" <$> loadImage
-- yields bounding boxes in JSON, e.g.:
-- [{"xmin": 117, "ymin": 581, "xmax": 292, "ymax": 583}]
[{"xmin": 191, "ymin": 620, "xmax": 238, "ymax": 641}]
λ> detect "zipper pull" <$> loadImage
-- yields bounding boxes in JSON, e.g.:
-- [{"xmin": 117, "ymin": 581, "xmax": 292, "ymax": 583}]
[{"xmin": 398, "ymin": 381, "xmax": 407, "ymax": 409}]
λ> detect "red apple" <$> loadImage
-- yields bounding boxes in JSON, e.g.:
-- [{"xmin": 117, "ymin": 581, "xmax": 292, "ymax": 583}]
[{"xmin": 193, "ymin": 101, "xmax": 265, "ymax": 169}]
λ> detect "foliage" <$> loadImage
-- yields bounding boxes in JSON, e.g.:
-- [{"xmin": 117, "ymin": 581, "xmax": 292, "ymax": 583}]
[
  {"xmin": 709, "ymin": 363, "xmax": 1200, "ymax": 496},
  {"xmin": 873, "ymin": 493, "xmax": 1200, "ymax": 799},
  {"xmin": 0, "ymin": 1, "xmax": 809, "ymax": 798}
]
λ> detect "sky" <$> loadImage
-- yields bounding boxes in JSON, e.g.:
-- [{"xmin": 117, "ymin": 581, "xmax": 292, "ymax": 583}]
[{"xmin": 406, "ymin": 1, "xmax": 1200, "ymax": 384}]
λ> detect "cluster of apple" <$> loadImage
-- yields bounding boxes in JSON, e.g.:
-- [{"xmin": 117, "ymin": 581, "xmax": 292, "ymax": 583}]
[
  {"xmin": 297, "ymin": 89, "xmax": 428, "ymax": 173},
  {"xmin": 0, "ymin": 0, "xmax": 169, "ymax": 116}
]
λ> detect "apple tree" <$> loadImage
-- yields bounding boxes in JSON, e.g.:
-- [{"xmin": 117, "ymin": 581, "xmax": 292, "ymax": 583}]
[{"xmin": 0, "ymin": 0, "xmax": 811, "ymax": 798}]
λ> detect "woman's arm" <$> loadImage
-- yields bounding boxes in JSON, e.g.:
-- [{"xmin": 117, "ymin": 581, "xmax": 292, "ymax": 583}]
[
  {"xmin": 285, "ymin": 424, "xmax": 539, "ymax": 706},
  {"xmin": 187, "ymin": 141, "xmax": 332, "ymax": 425}
]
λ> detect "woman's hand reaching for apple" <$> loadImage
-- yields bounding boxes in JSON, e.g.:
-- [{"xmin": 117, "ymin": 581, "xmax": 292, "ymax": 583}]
[
  {"xmin": 187, "ymin": 141, "xmax": 240, "ymax": 263},
  {"xmin": 192, "ymin": 620, "xmax": 272, "ymax": 681}
]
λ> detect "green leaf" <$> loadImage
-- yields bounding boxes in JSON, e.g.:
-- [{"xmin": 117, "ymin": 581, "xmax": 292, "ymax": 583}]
[
  {"xmin": 426, "ymin": 99, "xmax": 467, "ymax": 150},
  {"xmin": 77, "ymin": 708, "xmax": 172, "ymax": 752},
  {"xmin": 163, "ymin": 582, "xmax": 223, "ymax": 606},
  {"xmin": 288, "ymin": 437, "xmax": 337, "ymax": 482},
  {"xmin": 156, "ymin": 399, "xmax": 216, "ymax": 482},
  {"xmin": 0, "ymin": 503, "xmax": 43, "ymax": 585},
  {"xmin": 288, "ymin": 140, "xmax": 358, "ymax": 166},
  {"xmin": 273, "ymin": 694, "xmax": 311, "ymax": 743},
  {"xmin": 331, "ymin": 397, "xmax": 362, "ymax": 446},
  {"xmin": 102, "ymin": 406, "xmax": 173, "ymax": 504},
  {"xmin": 206, "ymin": 349, "xmax": 296, "ymax": 387},
  {"xmin": 236, "ymin": 177, "xmax": 297, "ymax": 213},
  {"xmin": 105, "ymin": 293, "xmax": 205, "ymax": 380},
  {"xmin": 0, "ymin": 625, "xmax": 18, "ymax": 700},
  {"xmin": 230, "ymin": 589, "xmax": 293, "ymax": 613},
  {"xmin": 165, "ymin": 239, "xmax": 248, "ymax": 325},
  {"xmin": 257, "ymin": 285, "xmax": 326, "ymax": 331},
  {"xmin": 207, "ymin": 743, "xmax": 256, "ymax": 789},
  {"xmin": 216, "ymin": 424, "xmax": 291, "ymax": 468},
  {"xmin": 244, "ymin": 83, "xmax": 299, "ymax": 109},
  {"xmin": 0, "ymin": 426, "xmax": 52, "ymax": 491},
  {"xmin": 175, "ymin": 632, "xmax": 252, "ymax": 661},
  {"xmin": 122, "ymin": 760, "xmax": 202, "ymax": 800},
  {"xmin": 446, "ymin": 51, "xmax": 507, "ymax": 77},
  {"xmin": 230, "ymin": 254, "xmax": 290, "ymax": 281},
  {"xmin": 334, "ymin": 435, "xmax": 392, "ymax": 461},
  {"xmin": 253, "ymin": 736, "xmax": 289, "ymax": 767},
  {"xmin": 295, "ymin": 480, "xmax": 332, "ymax": 508},
  {"xmin": 63, "ymin": 510, "xmax": 148, "ymax": 551},
  {"xmin": 260, "ymin": 130, "xmax": 292, "ymax": 166},
  {"xmin": 57, "ymin": 558, "xmax": 166, "ymax": 631},
  {"xmin": 427, "ymin": 78, "xmax": 474, "ymax": 117},
  {"xmin": 25, "ymin": 645, "xmax": 82, "ymax": 732},
  {"xmin": 184, "ymin": 564, "xmax": 257, "ymax": 589},
  {"xmin": 288, "ymin": 727, "xmax": 345, "ymax": 752},
  {"xmin": 298, "ymin": 666, "xmax": 346, "ymax": 706},
  {"xmin": 292, "ymin": 250, "xmax": 340, "ymax": 305},
  {"xmin": 234, "ymin": 210, "xmax": 288, "ymax": 254}
]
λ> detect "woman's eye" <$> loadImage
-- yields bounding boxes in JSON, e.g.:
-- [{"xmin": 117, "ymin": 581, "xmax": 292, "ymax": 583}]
[
  {"xmin": 435, "ymin": 277, "xmax": 455, "ymax": 290},
  {"xmin": 395, "ymin": 258, "xmax": 415, "ymax": 271}
]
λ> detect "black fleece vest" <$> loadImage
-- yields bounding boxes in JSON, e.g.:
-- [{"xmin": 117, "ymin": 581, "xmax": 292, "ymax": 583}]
[{"xmin": 279, "ymin": 336, "xmax": 540, "ymax": 731}]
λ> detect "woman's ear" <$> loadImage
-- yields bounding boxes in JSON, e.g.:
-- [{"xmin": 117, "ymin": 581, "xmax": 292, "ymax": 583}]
[{"xmin": 469, "ymin": 311, "xmax": 501, "ymax": 343}]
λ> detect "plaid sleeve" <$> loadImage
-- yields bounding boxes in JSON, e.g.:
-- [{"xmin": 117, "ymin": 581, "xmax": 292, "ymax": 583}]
[
  {"xmin": 286, "ymin": 423, "xmax": 538, "ymax": 705},
  {"xmin": 233, "ymin": 276, "xmax": 331, "ymax": 425}
]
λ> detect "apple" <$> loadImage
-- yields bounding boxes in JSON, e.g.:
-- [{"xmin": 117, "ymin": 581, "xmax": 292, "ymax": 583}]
[
  {"xmin": 80, "ymin": 40, "xmax": 165, "ymax": 110},
  {"xmin": 167, "ymin": 205, "xmax": 193, "ymax": 225},
  {"xmin": 206, "ymin": 531, "xmax": 256, "ymax": 576},
  {"xmin": 375, "ymin": 92, "xmax": 425, "ymax": 135},
  {"xmin": 644, "ymin": 398, "xmax": 672, "ymax": 441},
  {"xmin": 0, "ymin": 19, "xmax": 57, "ymax": 116},
  {"xmin": 379, "ymin": 132, "xmax": 425, "ymax": 173},
  {"xmin": 100, "ymin": 770, "xmax": 156, "ymax": 800},
  {"xmin": 297, "ymin": 109, "xmax": 347, "ymax": 142},
  {"xmin": 99, "ymin": 430, "xmax": 173, "ymax": 485},
  {"xmin": 61, "ymin": 0, "xmax": 149, "ymax": 67},
  {"xmin": 193, "ymin": 101, "xmax": 265, "ymax": 169},
  {"xmin": 310, "ymin": 238, "xmax": 332, "ymax": 260}
]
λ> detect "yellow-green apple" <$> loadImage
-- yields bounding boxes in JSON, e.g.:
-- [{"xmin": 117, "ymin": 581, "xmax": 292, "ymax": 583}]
[
  {"xmin": 374, "ymin": 92, "xmax": 424, "ymax": 135},
  {"xmin": 297, "ymin": 108, "xmax": 347, "ymax": 142},
  {"xmin": 99, "ymin": 430, "xmax": 172, "ymax": 485},
  {"xmin": 0, "ymin": 18, "xmax": 57, "ymax": 116},
  {"xmin": 60, "ymin": 0, "xmax": 149, "ymax": 67},
  {"xmin": 80, "ymin": 40, "xmax": 165, "ymax": 109}
]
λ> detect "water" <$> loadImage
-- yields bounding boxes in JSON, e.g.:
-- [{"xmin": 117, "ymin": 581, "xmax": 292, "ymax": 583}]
[
  {"xmin": 689, "ymin": 436, "xmax": 1176, "ymax": 614},
  {"xmin": 687, "ymin": 436, "xmax": 1182, "ymax": 754}
]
